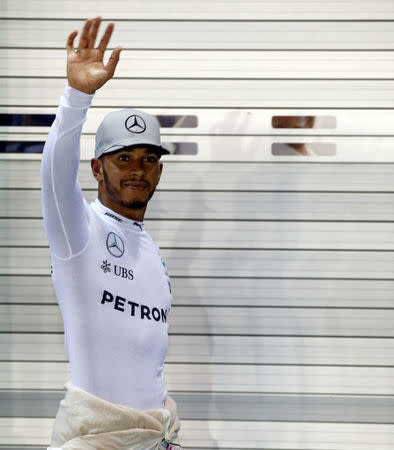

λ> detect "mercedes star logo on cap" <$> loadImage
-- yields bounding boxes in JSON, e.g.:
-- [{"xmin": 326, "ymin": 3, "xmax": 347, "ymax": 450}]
[
  {"xmin": 106, "ymin": 232, "xmax": 125, "ymax": 258},
  {"xmin": 125, "ymin": 115, "xmax": 147, "ymax": 134}
]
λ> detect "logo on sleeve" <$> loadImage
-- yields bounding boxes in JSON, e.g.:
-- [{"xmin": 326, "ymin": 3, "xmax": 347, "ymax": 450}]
[{"xmin": 106, "ymin": 232, "xmax": 124, "ymax": 258}]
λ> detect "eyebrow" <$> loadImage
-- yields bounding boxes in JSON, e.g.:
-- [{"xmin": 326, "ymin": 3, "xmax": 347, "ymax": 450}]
[{"xmin": 110, "ymin": 149, "xmax": 161, "ymax": 161}]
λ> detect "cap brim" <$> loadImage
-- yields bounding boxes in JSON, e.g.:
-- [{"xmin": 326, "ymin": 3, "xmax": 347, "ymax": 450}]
[
  {"xmin": 143, "ymin": 144, "xmax": 170, "ymax": 155},
  {"xmin": 98, "ymin": 142, "xmax": 170, "ymax": 157}
]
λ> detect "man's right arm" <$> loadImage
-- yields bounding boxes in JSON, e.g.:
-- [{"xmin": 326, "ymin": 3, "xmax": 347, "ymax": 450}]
[
  {"xmin": 41, "ymin": 17, "xmax": 121, "ymax": 259},
  {"xmin": 41, "ymin": 86, "xmax": 94, "ymax": 259}
]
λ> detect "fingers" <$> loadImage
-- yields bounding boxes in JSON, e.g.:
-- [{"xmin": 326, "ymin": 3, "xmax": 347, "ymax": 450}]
[
  {"xmin": 77, "ymin": 18, "xmax": 93, "ymax": 51},
  {"xmin": 105, "ymin": 46, "xmax": 122, "ymax": 78},
  {"xmin": 70, "ymin": 18, "xmax": 114, "ymax": 55},
  {"xmin": 66, "ymin": 30, "xmax": 78, "ymax": 54},
  {"xmin": 88, "ymin": 16, "xmax": 102, "ymax": 49},
  {"xmin": 98, "ymin": 22, "xmax": 115, "ymax": 54}
]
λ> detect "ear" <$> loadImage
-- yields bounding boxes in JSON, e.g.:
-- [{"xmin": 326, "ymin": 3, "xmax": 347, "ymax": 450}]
[
  {"xmin": 157, "ymin": 161, "xmax": 163, "ymax": 183},
  {"xmin": 91, "ymin": 158, "xmax": 104, "ymax": 182}
]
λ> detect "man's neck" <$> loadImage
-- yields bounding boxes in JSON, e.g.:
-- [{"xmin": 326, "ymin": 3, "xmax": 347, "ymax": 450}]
[{"xmin": 98, "ymin": 195, "xmax": 146, "ymax": 222}]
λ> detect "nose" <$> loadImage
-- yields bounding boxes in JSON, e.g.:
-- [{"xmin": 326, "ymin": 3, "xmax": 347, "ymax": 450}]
[{"xmin": 128, "ymin": 157, "xmax": 145, "ymax": 176}]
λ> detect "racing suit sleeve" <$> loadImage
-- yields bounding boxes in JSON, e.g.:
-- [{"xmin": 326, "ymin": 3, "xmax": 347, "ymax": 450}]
[{"xmin": 41, "ymin": 85, "xmax": 95, "ymax": 259}]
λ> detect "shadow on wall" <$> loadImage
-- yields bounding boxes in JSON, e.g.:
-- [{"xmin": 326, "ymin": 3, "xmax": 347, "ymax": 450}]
[
  {"xmin": 228, "ymin": 121, "xmax": 311, "ymax": 445},
  {"xmin": 150, "ymin": 170, "xmax": 220, "ymax": 448}
]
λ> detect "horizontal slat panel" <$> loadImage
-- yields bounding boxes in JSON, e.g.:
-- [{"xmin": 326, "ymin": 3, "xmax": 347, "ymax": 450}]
[
  {"xmin": 3, "ymin": 107, "xmax": 394, "ymax": 135},
  {"xmin": 3, "ymin": 133, "xmax": 394, "ymax": 162},
  {"xmin": 2, "ymin": 190, "xmax": 394, "ymax": 221},
  {"xmin": 2, "ymin": 276, "xmax": 394, "ymax": 308},
  {"xmin": 0, "ymin": 362, "xmax": 69, "ymax": 389},
  {"xmin": 1, "ymin": 418, "xmax": 393, "ymax": 449},
  {"xmin": 0, "ymin": 276, "xmax": 56, "ymax": 304},
  {"xmin": 2, "ymin": 247, "xmax": 394, "ymax": 278},
  {"xmin": 2, "ymin": 362, "xmax": 394, "ymax": 395},
  {"xmin": 158, "ymin": 307, "xmax": 394, "ymax": 337},
  {"xmin": 1, "ymin": 304, "xmax": 393, "ymax": 336},
  {"xmin": 2, "ymin": 20, "xmax": 394, "ymax": 50},
  {"xmin": 3, "ymin": 49, "xmax": 394, "ymax": 79},
  {"xmin": 2, "ymin": 391, "xmax": 394, "ymax": 423},
  {"xmin": 2, "ymin": 333, "xmax": 393, "ymax": 365},
  {"xmin": 2, "ymin": 78, "xmax": 394, "ymax": 108},
  {"xmin": 2, "ymin": 0, "xmax": 394, "ymax": 19},
  {"xmin": 2, "ymin": 160, "xmax": 394, "ymax": 191},
  {"xmin": 2, "ymin": 218, "xmax": 394, "ymax": 250},
  {"xmin": 149, "ymin": 364, "xmax": 394, "ymax": 395},
  {"xmin": 0, "ymin": 447, "xmax": 45, "ymax": 450}
]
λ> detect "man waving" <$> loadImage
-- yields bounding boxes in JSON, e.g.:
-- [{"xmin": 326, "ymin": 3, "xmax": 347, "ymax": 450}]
[{"xmin": 41, "ymin": 17, "xmax": 181, "ymax": 449}]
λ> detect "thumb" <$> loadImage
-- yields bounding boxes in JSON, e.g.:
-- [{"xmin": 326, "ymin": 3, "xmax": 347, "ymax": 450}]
[{"xmin": 105, "ymin": 46, "xmax": 122, "ymax": 79}]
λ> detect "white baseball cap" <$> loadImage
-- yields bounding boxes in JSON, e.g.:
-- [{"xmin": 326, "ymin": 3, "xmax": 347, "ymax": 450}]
[{"xmin": 95, "ymin": 108, "xmax": 170, "ymax": 158}]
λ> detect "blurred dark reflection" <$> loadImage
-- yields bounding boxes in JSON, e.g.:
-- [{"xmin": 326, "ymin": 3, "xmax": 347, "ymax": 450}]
[
  {"xmin": 163, "ymin": 142, "xmax": 198, "ymax": 155},
  {"xmin": 272, "ymin": 143, "xmax": 336, "ymax": 156},
  {"xmin": 272, "ymin": 115, "xmax": 336, "ymax": 156},
  {"xmin": 156, "ymin": 115, "xmax": 198, "ymax": 128},
  {"xmin": 272, "ymin": 115, "xmax": 315, "ymax": 129},
  {"xmin": 0, "ymin": 141, "xmax": 44, "ymax": 153},
  {"xmin": 0, "ymin": 114, "xmax": 54, "ymax": 127},
  {"xmin": 272, "ymin": 115, "xmax": 336, "ymax": 129}
]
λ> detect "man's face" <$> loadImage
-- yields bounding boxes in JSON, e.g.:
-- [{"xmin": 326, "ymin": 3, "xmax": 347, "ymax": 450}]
[{"xmin": 92, "ymin": 146, "xmax": 163, "ymax": 214}]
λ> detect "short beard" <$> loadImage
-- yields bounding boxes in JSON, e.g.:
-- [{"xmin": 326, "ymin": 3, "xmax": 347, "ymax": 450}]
[
  {"xmin": 120, "ymin": 199, "xmax": 148, "ymax": 210},
  {"xmin": 101, "ymin": 163, "xmax": 154, "ymax": 210}
]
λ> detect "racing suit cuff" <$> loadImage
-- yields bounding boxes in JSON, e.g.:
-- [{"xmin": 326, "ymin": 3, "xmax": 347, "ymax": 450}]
[{"xmin": 60, "ymin": 84, "xmax": 95, "ymax": 109}]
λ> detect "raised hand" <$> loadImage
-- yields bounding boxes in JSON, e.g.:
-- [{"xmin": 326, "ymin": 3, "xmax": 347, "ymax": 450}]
[{"xmin": 66, "ymin": 17, "xmax": 122, "ymax": 94}]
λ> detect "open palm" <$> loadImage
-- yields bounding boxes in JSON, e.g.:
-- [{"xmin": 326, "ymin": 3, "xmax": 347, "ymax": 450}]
[{"xmin": 67, "ymin": 17, "xmax": 122, "ymax": 94}]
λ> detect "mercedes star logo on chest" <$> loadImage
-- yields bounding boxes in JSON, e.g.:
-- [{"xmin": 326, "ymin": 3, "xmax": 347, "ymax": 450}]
[{"xmin": 106, "ymin": 232, "xmax": 125, "ymax": 258}]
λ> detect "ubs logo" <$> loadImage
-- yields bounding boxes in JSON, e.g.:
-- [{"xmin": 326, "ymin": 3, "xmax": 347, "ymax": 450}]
[
  {"xmin": 100, "ymin": 260, "xmax": 134, "ymax": 281},
  {"xmin": 106, "ymin": 232, "xmax": 124, "ymax": 258}
]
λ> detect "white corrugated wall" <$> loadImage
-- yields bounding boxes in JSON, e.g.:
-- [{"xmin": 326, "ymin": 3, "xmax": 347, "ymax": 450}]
[{"xmin": 1, "ymin": 1, "xmax": 394, "ymax": 448}]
